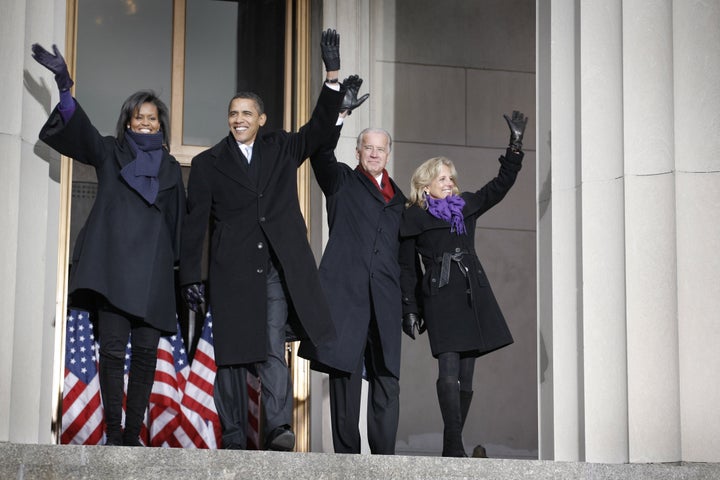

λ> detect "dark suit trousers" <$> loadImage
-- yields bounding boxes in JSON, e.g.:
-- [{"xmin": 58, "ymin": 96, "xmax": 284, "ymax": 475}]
[
  {"xmin": 213, "ymin": 261, "xmax": 293, "ymax": 449},
  {"xmin": 329, "ymin": 311, "xmax": 399, "ymax": 454},
  {"xmin": 256, "ymin": 261, "xmax": 294, "ymax": 434}
]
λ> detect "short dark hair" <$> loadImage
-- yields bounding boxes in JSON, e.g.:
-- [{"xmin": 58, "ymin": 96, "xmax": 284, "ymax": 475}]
[
  {"xmin": 115, "ymin": 90, "xmax": 171, "ymax": 145},
  {"xmin": 228, "ymin": 91, "xmax": 265, "ymax": 115}
]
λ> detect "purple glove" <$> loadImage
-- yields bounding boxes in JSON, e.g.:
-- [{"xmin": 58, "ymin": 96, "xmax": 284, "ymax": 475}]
[{"xmin": 31, "ymin": 43, "xmax": 74, "ymax": 92}]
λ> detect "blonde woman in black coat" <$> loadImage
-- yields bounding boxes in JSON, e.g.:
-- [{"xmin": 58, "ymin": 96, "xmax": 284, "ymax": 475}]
[
  {"xmin": 33, "ymin": 44, "xmax": 185, "ymax": 446},
  {"xmin": 399, "ymin": 111, "xmax": 527, "ymax": 457}
]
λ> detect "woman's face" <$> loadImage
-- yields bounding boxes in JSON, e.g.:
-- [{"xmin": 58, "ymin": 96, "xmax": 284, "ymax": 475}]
[
  {"xmin": 128, "ymin": 102, "xmax": 161, "ymax": 135},
  {"xmin": 425, "ymin": 164, "xmax": 456, "ymax": 200}
]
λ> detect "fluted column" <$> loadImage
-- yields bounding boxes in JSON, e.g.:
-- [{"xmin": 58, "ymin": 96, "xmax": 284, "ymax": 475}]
[
  {"xmin": 622, "ymin": 0, "xmax": 680, "ymax": 463},
  {"xmin": 673, "ymin": 0, "xmax": 720, "ymax": 463},
  {"xmin": 580, "ymin": 0, "xmax": 628, "ymax": 463},
  {"xmin": 540, "ymin": 0, "xmax": 720, "ymax": 464},
  {"xmin": 1, "ymin": 0, "xmax": 65, "ymax": 444},
  {"xmin": 548, "ymin": 0, "xmax": 583, "ymax": 462}
]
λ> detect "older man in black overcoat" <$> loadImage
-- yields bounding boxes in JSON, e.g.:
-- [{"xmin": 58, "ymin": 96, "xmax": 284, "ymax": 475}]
[
  {"xmin": 180, "ymin": 30, "xmax": 346, "ymax": 451},
  {"xmin": 300, "ymin": 82, "xmax": 407, "ymax": 453}
]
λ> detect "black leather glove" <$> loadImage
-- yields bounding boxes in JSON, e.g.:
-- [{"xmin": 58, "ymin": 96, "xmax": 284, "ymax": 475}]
[
  {"xmin": 321, "ymin": 28, "xmax": 340, "ymax": 72},
  {"xmin": 340, "ymin": 75, "xmax": 369, "ymax": 115},
  {"xmin": 503, "ymin": 110, "xmax": 528, "ymax": 152},
  {"xmin": 402, "ymin": 313, "xmax": 425, "ymax": 340},
  {"xmin": 182, "ymin": 283, "xmax": 205, "ymax": 313},
  {"xmin": 31, "ymin": 43, "xmax": 74, "ymax": 92}
]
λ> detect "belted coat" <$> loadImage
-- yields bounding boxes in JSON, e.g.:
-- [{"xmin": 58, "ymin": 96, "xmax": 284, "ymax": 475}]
[
  {"xmin": 399, "ymin": 149, "xmax": 523, "ymax": 357},
  {"xmin": 179, "ymin": 85, "xmax": 343, "ymax": 367},
  {"xmin": 299, "ymin": 128, "xmax": 407, "ymax": 377},
  {"xmin": 40, "ymin": 102, "xmax": 185, "ymax": 333}
]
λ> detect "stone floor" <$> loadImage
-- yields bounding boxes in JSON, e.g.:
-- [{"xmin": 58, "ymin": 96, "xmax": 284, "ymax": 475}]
[{"xmin": 2, "ymin": 442, "xmax": 719, "ymax": 480}]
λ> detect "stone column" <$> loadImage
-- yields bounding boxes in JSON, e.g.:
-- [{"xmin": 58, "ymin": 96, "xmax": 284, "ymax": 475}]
[
  {"xmin": 546, "ymin": 0, "xmax": 584, "ymax": 462},
  {"xmin": 580, "ymin": 0, "xmax": 628, "ymax": 464},
  {"xmin": 0, "ymin": 0, "xmax": 65, "ymax": 443},
  {"xmin": 538, "ymin": 0, "xmax": 720, "ymax": 463},
  {"xmin": 623, "ymin": 0, "xmax": 680, "ymax": 463},
  {"xmin": 673, "ymin": 0, "xmax": 720, "ymax": 463}
]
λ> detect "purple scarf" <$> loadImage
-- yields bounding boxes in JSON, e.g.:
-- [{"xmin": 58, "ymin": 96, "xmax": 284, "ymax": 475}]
[
  {"xmin": 426, "ymin": 194, "xmax": 466, "ymax": 235},
  {"xmin": 120, "ymin": 130, "xmax": 164, "ymax": 205}
]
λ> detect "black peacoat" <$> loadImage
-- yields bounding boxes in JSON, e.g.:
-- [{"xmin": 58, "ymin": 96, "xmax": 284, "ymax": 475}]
[
  {"xmin": 179, "ymin": 85, "xmax": 343, "ymax": 367},
  {"xmin": 299, "ymin": 128, "xmax": 407, "ymax": 377},
  {"xmin": 40, "ymin": 103, "xmax": 185, "ymax": 333},
  {"xmin": 399, "ymin": 149, "xmax": 523, "ymax": 357}
]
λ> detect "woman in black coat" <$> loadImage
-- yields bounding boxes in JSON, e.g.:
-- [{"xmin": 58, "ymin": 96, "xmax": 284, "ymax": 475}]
[
  {"xmin": 33, "ymin": 44, "xmax": 185, "ymax": 446},
  {"xmin": 399, "ymin": 111, "xmax": 527, "ymax": 457}
]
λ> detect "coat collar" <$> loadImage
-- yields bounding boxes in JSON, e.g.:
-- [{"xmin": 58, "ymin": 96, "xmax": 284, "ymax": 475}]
[
  {"xmin": 210, "ymin": 133, "xmax": 282, "ymax": 193},
  {"xmin": 354, "ymin": 169, "xmax": 404, "ymax": 206}
]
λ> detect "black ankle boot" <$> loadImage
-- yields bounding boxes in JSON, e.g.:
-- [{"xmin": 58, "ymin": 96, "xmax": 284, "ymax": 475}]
[
  {"xmin": 436, "ymin": 377, "xmax": 467, "ymax": 457},
  {"xmin": 122, "ymin": 346, "xmax": 157, "ymax": 446},
  {"xmin": 99, "ymin": 352, "xmax": 125, "ymax": 446}
]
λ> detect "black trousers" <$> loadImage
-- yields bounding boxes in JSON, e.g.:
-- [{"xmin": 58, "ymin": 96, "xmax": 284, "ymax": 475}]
[
  {"xmin": 213, "ymin": 261, "xmax": 293, "ymax": 448},
  {"xmin": 329, "ymin": 313, "xmax": 399, "ymax": 454}
]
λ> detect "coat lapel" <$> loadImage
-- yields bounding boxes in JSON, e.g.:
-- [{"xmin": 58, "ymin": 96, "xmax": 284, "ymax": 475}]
[
  {"xmin": 212, "ymin": 134, "xmax": 257, "ymax": 192},
  {"xmin": 355, "ymin": 169, "xmax": 386, "ymax": 204},
  {"xmin": 255, "ymin": 139, "xmax": 283, "ymax": 194}
]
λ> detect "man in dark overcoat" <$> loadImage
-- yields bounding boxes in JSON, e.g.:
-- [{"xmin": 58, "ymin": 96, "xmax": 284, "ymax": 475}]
[
  {"xmin": 179, "ymin": 31, "xmax": 346, "ymax": 451},
  {"xmin": 300, "ymin": 103, "xmax": 407, "ymax": 454}
]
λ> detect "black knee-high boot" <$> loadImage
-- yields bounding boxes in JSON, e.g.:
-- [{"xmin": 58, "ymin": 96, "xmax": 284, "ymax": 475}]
[
  {"xmin": 122, "ymin": 346, "xmax": 157, "ymax": 446},
  {"xmin": 460, "ymin": 390, "xmax": 473, "ymax": 431},
  {"xmin": 436, "ymin": 377, "xmax": 467, "ymax": 457},
  {"xmin": 98, "ymin": 352, "xmax": 125, "ymax": 446}
]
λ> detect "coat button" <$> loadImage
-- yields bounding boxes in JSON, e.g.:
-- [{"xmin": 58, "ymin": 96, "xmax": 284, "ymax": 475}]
[
  {"xmin": 374, "ymin": 249, "xmax": 379, "ymax": 254},
  {"xmin": 431, "ymin": 278, "xmax": 437, "ymax": 283},
  {"xmin": 257, "ymin": 242, "xmax": 264, "ymax": 249},
  {"xmin": 455, "ymin": 247, "xmax": 461, "ymax": 253},
  {"xmin": 260, "ymin": 216, "xmax": 266, "ymax": 222},
  {"xmin": 257, "ymin": 267, "xmax": 264, "ymax": 274}
]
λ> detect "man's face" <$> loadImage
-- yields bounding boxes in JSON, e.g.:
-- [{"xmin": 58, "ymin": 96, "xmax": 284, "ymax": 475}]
[
  {"xmin": 356, "ymin": 131, "xmax": 390, "ymax": 177},
  {"xmin": 228, "ymin": 97, "xmax": 267, "ymax": 145}
]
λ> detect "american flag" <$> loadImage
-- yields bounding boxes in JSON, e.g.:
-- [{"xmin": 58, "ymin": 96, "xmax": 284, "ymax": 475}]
[
  {"xmin": 147, "ymin": 323, "xmax": 194, "ymax": 447},
  {"xmin": 182, "ymin": 312, "xmax": 221, "ymax": 448},
  {"xmin": 246, "ymin": 368, "xmax": 261, "ymax": 450},
  {"xmin": 61, "ymin": 310, "xmax": 258, "ymax": 449},
  {"xmin": 61, "ymin": 310, "xmax": 104, "ymax": 445}
]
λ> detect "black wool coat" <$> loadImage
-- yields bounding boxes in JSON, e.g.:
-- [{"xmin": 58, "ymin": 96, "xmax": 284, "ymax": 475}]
[
  {"xmin": 40, "ymin": 103, "xmax": 185, "ymax": 333},
  {"xmin": 179, "ymin": 85, "xmax": 343, "ymax": 367},
  {"xmin": 299, "ymin": 129, "xmax": 407, "ymax": 377},
  {"xmin": 399, "ymin": 149, "xmax": 523, "ymax": 357}
]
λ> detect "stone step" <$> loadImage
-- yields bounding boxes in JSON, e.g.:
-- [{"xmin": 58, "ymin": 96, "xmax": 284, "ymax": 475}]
[{"xmin": 1, "ymin": 442, "xmax": 718, "ymax": 480}]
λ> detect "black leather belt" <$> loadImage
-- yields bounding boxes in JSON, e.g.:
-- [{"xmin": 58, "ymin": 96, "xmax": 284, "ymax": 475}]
[
  {"xmin": 437, "ymin": 249, "xmax": 469, "ymax": 288},
  {"xmin": 436, "ymin": 249, "xmax": 473, "ymax": 307}
]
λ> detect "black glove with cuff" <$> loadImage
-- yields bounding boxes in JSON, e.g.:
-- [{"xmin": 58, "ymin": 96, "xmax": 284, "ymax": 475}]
[
  {"xmin": 182, "ymin": 283, "xmax": 205, "ymax": 313},
  {"xmin": 503, "ymin": 110, "xmax": 528, "ymax": 152},
  {"xmin": 340, "ymin": 75, "xmax": 369, "ymax": 115},
  {"xmin": 321, "ymin": 28, "xmax": 340, "ymax": 72},
  {"xmin": 402, "ymin": 313, "xmax": 425, "ymax": 340}
]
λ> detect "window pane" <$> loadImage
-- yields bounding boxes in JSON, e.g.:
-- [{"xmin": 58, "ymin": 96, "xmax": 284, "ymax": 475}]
[
  {"xmin": 75, "ymin": 0, "xmax": 173, "ymax": 136},
  {"xmin": 183, "ymin": 0, "xmax": 238, "ymax": 146}
]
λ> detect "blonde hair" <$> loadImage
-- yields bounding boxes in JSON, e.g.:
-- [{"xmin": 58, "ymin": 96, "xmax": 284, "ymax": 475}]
[{"xmin": 406, "ymin": 156, "xmax": 460, "ymax": 208}]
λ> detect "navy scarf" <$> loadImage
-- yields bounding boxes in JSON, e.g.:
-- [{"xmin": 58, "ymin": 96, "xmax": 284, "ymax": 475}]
[{"xmin": 121, "ymin": 130, "xmax": 164, "ymax": 205}]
